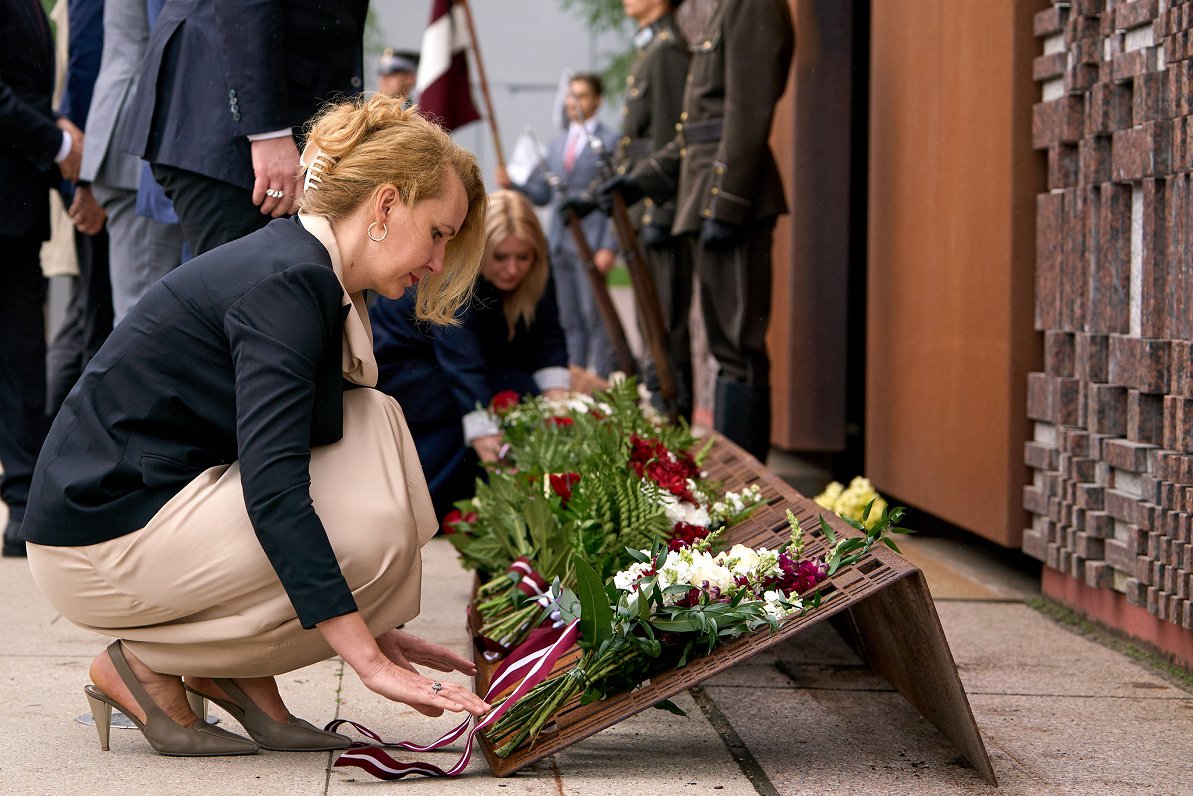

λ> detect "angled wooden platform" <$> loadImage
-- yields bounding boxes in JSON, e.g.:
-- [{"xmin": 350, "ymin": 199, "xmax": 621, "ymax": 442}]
[{"xmin": 473, "ymin": 435, "xmax": 997, "ymax": 785}]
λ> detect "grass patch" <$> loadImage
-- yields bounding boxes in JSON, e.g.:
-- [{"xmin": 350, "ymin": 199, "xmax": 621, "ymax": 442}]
[
  {"xmin": 1027, "ymin": 597, "xmax": 1193, "ymax": 692},
  {"xmin": 607, "ymin": 264, "xmax": 630, "ymax": 288}
]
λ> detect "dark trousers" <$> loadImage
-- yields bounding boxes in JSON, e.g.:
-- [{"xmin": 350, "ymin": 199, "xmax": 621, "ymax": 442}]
[
  {"xmin": 691, "ymin": 217, "xmax": 776, "ymax": 461},
  {"xmin": 152, "ymin": 164, "xmax": 270, "ymax": 255},
  {"xmin": 0, "ymin": 234, "xmax": 49, "ymax": 521},
  {"xmin": 640, "ymin": 236, "xmax": 694, "ymax": 420},
  {"xmin": 46, "ymin": 228, "xmax": 114, "ymax": 415}
]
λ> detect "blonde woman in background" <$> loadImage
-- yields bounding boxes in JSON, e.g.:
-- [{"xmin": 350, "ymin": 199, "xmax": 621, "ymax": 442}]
[
  {"xmin": 20, "ymin": 95, "xmax": 491, "ymax": 757},
  {"xmin": 371, "ymin": 190, "xmax": 569, "ymax": 520}
]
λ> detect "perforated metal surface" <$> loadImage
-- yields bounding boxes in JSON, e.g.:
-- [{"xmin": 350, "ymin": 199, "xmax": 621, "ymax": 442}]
[{"xmin": 472, "ymin": 435, "xmax": 932, "ymax": 778}]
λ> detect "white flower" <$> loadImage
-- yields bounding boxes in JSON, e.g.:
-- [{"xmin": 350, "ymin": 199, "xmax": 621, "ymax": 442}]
[
  {"xmin": 660, "ymin": 492, "xmax": 711, "ymax": 527},
  {"xmin": 719, "ymin": 544, "xmax": 761, "ymax": 576},
  {"xmin": 688, "ymin": 555, "xmax": 733, "ymax": 593},
  {"xmin": 613, "ymin": 559, "xmax": 654, "ymax": 591}
]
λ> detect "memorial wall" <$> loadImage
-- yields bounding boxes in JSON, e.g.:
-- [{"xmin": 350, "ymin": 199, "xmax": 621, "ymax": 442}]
[{"xmin": 1025, "ymin": 0, "xmax": 1193, "ymax": 653}]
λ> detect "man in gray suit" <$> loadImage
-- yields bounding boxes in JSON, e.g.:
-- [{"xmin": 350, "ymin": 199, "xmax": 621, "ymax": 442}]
[
  {"xmin": 498, "ymin": 73, "xmax": 619, "ymax": 377},
  {"xmin": 81, "ymin": 0, "xmax": 184, "ymax": 322}
]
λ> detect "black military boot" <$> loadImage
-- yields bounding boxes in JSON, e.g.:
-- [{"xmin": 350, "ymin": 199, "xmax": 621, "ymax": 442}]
[
  {"xmin": 646, "ymin": 357, "xmax": 694, "ymax": 423},
  {"xmin": 713, "ymin": 378, "xmax": 771, "ymax": 463}
]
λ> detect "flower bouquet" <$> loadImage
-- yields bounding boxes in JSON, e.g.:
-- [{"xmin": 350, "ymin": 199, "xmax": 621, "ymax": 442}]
[
  {"xmin": 484, "ymin": 501, "xmax": 910, "ymax": 758},
  {"xmin": 443, "ymin": 378, "xmax": 765, "ymax": 655},
  {"xmin": 814, "ymin": 476, "xmax": 888, "ymax": 529}
]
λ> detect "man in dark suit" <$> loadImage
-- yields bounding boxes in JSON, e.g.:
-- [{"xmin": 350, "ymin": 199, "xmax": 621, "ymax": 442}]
[
  {"xmin": 121, "ymin": 0, "xmax": 368, "ymax": 255},
  {"xmin": 498, "ymin": 73, "xmax": 620, "ymax": 377},
  {"xmin": 606, "ymin": 0, "xmax": 794, "ymax": 461},
  {"xmin": 46, "ymin": 0, "xmax": 116, "ymax": 415},
  {"xmin": 0, "ymin": 0, "xmax": 81, "ymax": 555},
  {"xmin": 81, "ymin": 0, "xmax": 184, "ymax": 323}
]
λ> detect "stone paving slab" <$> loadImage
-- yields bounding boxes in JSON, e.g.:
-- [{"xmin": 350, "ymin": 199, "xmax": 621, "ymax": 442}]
[
  {"xmin": 937, "ymin": 602, "xmax": 1188, "ymax": 699},
  {"xmin": 3, "ymin": 531, "xmax": 1192, "ymax": 795}
]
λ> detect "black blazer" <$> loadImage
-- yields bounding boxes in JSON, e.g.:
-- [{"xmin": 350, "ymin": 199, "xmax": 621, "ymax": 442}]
[
  {"xmin": 371, "ymin": 277, "xmax": 569, "ymax": 424},
  {"xmin": 120, "ymin": 0, "xmax": 368, "ymax": 190},
  {"xmin": 22, "ymin": 217, "xmax": 358, "ymax": 629},
  {"xmin": 0, "ymin": 0, "xmax": 60, "ymax": 238}
]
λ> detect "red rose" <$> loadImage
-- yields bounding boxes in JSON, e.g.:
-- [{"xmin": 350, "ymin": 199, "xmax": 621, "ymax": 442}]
[
  {"xmin": 549, "ymin": 472, "xmax": 581, "ymax": 503},
  {"xmin": 490, "ymin": 390, "xmax": 520, "ymax": 414},
  {"xmin": 548, "ymin": 415, "xmax": 574, "ymax": 427},
  {"xmin": 442, "ymin": 509, "xmax": 477, "ymax": 535}
]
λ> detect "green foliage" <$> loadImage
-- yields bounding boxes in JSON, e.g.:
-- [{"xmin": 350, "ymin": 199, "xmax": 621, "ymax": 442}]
[
  {"xmin": 821, "ymin": 501, "xmax": 910, "ymax": 577},
  {"xmin": 557, "ymin": 0, "xmax": 629, "ymax": 32},
  {"xmin": 555, "ymin": 0, "xmax": 637, "ymax": 98},
  {"xmin": 573, "ymin": 555, "xmax": 613, "ymax": 652}
]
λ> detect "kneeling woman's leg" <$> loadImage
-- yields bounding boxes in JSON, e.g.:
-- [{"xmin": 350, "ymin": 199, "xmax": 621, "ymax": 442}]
[{"xmin": 29, "ymin": 388, "xmax": 437, "ymax": 679}]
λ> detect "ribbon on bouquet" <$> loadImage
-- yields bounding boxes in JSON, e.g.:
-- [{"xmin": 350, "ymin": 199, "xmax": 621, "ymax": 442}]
[
  {"xmin": 327, "ymin": 619, "xmax": 580, "ymax": 780},
  {"xmin": 510, "ymin": 556, "xmax": 549, "ymax": 600},
  {"xmin": 472, "ymin": 557, "xmax": 554, "ymax": 659}
]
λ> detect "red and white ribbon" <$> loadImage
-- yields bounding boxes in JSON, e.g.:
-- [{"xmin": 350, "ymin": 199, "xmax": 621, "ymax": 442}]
[
  {"xmin": 327, "ymin": 620, "xmax": 579, "ymax": 780},
  {"xmin": 509, "ymin": 556, "xmax": 549, "ymax": 599}
]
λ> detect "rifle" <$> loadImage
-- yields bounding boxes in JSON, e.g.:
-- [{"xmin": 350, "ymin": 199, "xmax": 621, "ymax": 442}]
[
  {"xmin": 527, "ymin": 128, "xmax": 638, "ymax": 377},
  {"xmin": 584, "ymin": 133, "xmax": 679, "ymax": 422}
]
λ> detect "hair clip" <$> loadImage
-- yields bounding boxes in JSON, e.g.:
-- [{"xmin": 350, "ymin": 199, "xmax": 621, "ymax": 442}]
[{"xmin": 299, "ymin": 143, "xmax": 337, "ymax": 192}]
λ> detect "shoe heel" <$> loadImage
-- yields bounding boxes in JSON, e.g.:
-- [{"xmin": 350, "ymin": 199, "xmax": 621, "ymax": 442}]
[
  {"xmin": 186, "ymin": 691, "xmax": 207, "ymax": 723},
  {"xmin": 85, "ymin": 688, "xmax": 112, "ymax": 751}
]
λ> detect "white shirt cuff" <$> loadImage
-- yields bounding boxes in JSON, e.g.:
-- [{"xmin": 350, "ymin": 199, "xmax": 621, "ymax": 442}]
[
  {"xmin": 246, "ymin": 127, "xmax": 293, "ymax": 142},
  {"xmin": 462, "ymin": 409, "xmax": 500, "ymax": 445},
  {"xmin": 533, "ymin": 366, "xmax": 570, "ymax": 393},
  {"xmin": 54, "ymin": 130, "xmax": 72, "ymax": 163}
]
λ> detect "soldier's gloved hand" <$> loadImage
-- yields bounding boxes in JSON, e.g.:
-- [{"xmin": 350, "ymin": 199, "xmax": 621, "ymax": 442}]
[
  {"xmin": 558, "ymin": 193, "xmax": 598, "ymax": 221},
  {"xmin": 597, "ymin": 174, "xmax": 645, "ymax": 213},
  {"xmin": 699, "ymin": 218, "xmax": 743, "ymax": 250},
  {"xmin": 641, "ymin": 223, "xmax": 671, "ymax": 249}
]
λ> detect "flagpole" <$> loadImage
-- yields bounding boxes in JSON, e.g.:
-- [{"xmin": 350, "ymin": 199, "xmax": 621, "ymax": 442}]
[{"xmin": 457, "ymin": 0, "xmax": 506, "ymax": 169}]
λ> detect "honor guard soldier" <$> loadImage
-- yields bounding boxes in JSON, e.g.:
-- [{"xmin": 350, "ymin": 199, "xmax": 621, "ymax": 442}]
[
  {"xmin": 603, "ymin": 0, "xmax": 795, "ymax": 462},
  {"xmin": 616, "ymin": 0, "xmax": 693, "ymax": 420}
]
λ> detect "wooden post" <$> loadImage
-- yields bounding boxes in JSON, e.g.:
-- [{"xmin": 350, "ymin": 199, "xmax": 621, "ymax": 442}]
[
  {"xmin": 609, "ymin": 191, "xmax": 679, "ymax": 420},
  {"xmin": 457, "ymin": 0, "xmax": 506, "ymax": 169}
]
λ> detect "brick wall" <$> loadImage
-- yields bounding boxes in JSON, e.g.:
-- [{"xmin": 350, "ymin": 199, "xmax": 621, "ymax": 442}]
[{"xmin": 1026, "ymin": 0, "xmax": 1193, "ymax": 632}]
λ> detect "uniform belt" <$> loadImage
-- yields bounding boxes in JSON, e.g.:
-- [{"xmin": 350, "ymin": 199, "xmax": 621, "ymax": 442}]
[
  {"xmin": 623, "ymin": 137, "xmax": 654, "ymax": 157},
  {"xmin": 682, "ymin": 118, "xmax": 723, "ymax": 143}
]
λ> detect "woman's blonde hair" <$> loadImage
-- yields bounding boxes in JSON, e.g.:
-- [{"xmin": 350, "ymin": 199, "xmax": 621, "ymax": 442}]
[
  {"xmin": 483, "ymin": 190, "xmax": 550, "ymax": 340},
  {"xmin": 300, "ymin": 94, "xmax": 487, "ymax": 325}
]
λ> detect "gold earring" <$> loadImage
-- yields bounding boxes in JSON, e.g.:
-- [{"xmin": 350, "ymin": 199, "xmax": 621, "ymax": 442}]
[{"xmin": 368, "ymin": 221, "xmax": 388, "ymax": 242}]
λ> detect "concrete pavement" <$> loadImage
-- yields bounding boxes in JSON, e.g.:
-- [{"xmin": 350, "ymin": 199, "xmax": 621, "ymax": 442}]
[{"xmin": 1, "ymin": 511, "xmax": 1192, "ymax": 795}]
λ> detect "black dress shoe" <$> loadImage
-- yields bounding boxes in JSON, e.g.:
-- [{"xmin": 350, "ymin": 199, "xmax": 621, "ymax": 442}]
[{"xmin": 2, "ymin": 518, "xmax": 26, "ymax": 557}]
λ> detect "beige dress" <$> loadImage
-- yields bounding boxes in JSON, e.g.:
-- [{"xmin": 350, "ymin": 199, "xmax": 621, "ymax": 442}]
[{"xmin": 27, "ymin": 215, "xmax": 437, "ymax": 677}]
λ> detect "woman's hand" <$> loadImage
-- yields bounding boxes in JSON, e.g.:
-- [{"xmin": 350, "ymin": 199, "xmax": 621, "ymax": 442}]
[
  {"xmin": 376, "ymin": 628, "xmax": 477, "ymax": 676},
  {"xmin": 356, "ymin": 657, "xmax": 490, "ymax": 718},
  {"xmin": 317, "ymin": 612, "xmax": 489, "ymax": 718},
  {"xmin": 472, "ymin": 433, "xmax": 504, "ymax": 463}
]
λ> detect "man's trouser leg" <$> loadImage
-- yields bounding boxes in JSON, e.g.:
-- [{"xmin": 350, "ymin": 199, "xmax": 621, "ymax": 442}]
[{"xmin": 694, "ymin": 218, "xmax": 776, "ymax": 462}]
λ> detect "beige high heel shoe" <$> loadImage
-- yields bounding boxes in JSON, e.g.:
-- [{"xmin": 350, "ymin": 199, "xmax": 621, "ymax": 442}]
[
  {"xmin": 185, "ymin": 678, "xmax": 350, "ymax": 752},
  {"xmin": 84, "ymin": 641, "xmax": 259, "ymax": 756}
]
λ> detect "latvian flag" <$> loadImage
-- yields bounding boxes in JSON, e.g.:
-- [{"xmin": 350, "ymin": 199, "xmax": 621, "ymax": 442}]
[{"xmin": 414, "ymin": 0, "xmax": 481, "ymax": 131}]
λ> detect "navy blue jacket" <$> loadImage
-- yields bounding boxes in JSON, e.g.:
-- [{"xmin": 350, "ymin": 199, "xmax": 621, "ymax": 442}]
[
  {"xmin": 372, "ymin": 277, "xmax": 568, "ymax": 423},
  {"xmin": 121, "ymin": 0, "xmax": 367, "ymax": 189},
  {"xmin": 22, "ymin": 217, "xmax": 358, "ymax": 629},
  {"xmin": 370, "ymin": 277, "xmax": 567, "ymax": 517},
  {"xmin": 0, "ymin": 0, "xmax": 59, "ymax": 238}
]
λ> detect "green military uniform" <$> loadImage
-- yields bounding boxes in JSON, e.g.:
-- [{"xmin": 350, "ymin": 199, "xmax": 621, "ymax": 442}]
[
  {"xmin": 615, "ymin": 12, "xmax": 693, "ymax": 419},
  {"xmin": 629, "ymin": 0, "xmax": 794, "ymax": 460}
]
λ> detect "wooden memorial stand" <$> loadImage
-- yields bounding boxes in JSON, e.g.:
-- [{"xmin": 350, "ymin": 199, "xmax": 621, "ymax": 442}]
[{"xmin": 472, "ymin": 436, "xmax": 998, "ymax": 785}]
